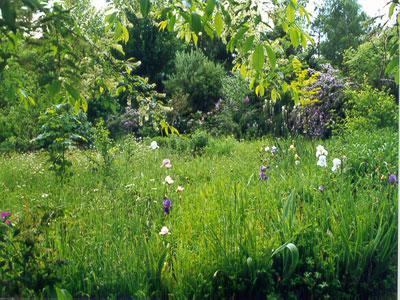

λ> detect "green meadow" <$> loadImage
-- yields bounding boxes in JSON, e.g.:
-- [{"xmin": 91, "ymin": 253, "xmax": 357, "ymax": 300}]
[{"xmin": 0, "ymin": 129, "xmax": 397, "ymax": 298}]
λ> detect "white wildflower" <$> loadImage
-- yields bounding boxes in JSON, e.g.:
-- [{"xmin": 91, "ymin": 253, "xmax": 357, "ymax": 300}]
[
  {"xmin": 317, "ymin": 155, "xmax": 327, "ymax": 168},
  {"xmin": 150, "ymin": 141, "xmax": 159, "ymax": 150},
  {"xmin": 165, "ymin": 175, "xmax": 174, "ymax": 185},
  {"xmin": 332, "ymin": 158, "xmax": 341, "ymax": 172},
  {"xmin": 316, "ymin": 145, "xmax": 328, "ymax": 158},
  {"xmin": 159, "ymin": 226, "xmax": 170, "ymax": 235}
]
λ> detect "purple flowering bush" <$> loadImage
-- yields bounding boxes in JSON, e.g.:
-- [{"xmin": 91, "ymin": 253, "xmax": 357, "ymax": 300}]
[{"xmin": 290, "ymin": 64, "xmax": 346, "ymax": 138}]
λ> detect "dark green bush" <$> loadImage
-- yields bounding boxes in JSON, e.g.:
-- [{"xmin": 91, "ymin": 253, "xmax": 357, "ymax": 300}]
[
  {"xmin": 165, "ymin": 50, "xmax": 225, "ymax": 131},
  {"xmin": 0, "ymin": 206, "xmax": 66, "ymax": 298}
]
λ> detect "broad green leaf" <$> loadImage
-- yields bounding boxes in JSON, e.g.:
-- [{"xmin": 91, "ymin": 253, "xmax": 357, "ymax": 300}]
[
  {"xmin": 167, "ymin": 15, "xmax": 176, "ymax": 31},
  {"xmin": 271, "ymin": 88, "xmax": 280, "ymax": 101},
  {"xmin": 65, "ymin": 83, "xmax": 80, "ymax": 100},
  {"xmin": 286, "ymin": 4, "xmax": 295, "ymax": 23},
  {"xmin": 112, "ymin": 43, "xmax": 125, "ymax": 55},
  {"xmin": 74, "ymin": 100, "xmax": 80, "ymax": 113},
  {"xmin": 299, "ymin": 6, "xmax": 311, "ymax": 23},
  {"xmin": 389, "ymin": 2, "xmax": 396, "ymax": 18},
  {"xmin": 228, "ymin": 26, "xmax": 248, "ymax": 52},
  {"xmin": 282, "ymin": 22, "xmax": 289, "ymax": 33},
  {"xmin": 385, "ymin": 58, "xmax": 398, "ymax": 75},
  {"xmin": 265, "ymin": 45, "xmax": 276, "ymax": 69},
  {"xmin": 190, "ymin": 13, "xmax": 202, "ymax": 33},
  {"xmin": 203, "ymin": 22, "xmax": 214, "ymax": 39},
  {"xmin": 121, "ymin": 24, "xmax": 129, "ymax": 43},
  {"xmin": 249, "ymin": 78, "xmax": 256, "ymax": 90},
  {"xmin": 252, "ymin": 44, "xmax": 264, "ymax": 72},
  {"xmin": 214, "ymin": 12, "xmax": 224, "ymax": 37},
  {"xmin": 192, "ymin": 32, "xmax": 198, "ymax": 46},
  {"xmin": 242, "ymin": 35, "xmax": 254, "ymax": 53},
  {"xmin": 255, "ymin": 84, "xmax": 265, "ymax": 96},
  {"xmin": 140, "ymin": 0, "xmax": 151, "ymax": 18},
  {"xmin": 301, "ymin": 33, "xmax": 307, "ymax": 48},
  {"xmin": 205, "ymin": 0, "xmax": 216, "ymax": 16},
  {"xmin": 21, "ymin": 0, "xmax": 42, "ymax": 10},
  {"xmin": 240, "ymin": 64, "xmax": 247, "ymax": 78},
  {"xmin": 0, "ymin": 1, "xmax": 17, "ymax": 32},
  {"xmin": 48, "ymin": 80, "xmax": 61, "ymax": 97},
  {"xmin": 81, "ymin": 98, "xmax": 88, "ymax": 112},
  {"xmin": 184, "ymin": 30, "xmax": 191, "ymax": 43},
  {"xmin": 289, "ymin": 27, "xmax": 299, "ymax": 47}
]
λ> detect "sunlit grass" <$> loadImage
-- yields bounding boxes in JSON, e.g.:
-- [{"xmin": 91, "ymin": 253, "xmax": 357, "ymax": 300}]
[{"xmin": 0, "ymin": 129, "xmax": 397, "ymax": 298}]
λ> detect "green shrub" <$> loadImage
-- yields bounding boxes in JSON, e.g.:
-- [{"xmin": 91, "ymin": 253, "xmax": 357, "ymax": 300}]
[
  {"xmin": 189, "ymin": 129, "xmax": 210, "ymax": 153},
  {"xmin": 165, "ymin": 50, "xmax": 225, "ymax": 131},
  {"xmin": 344, "ymin": 84, "xmax": 398, "ymax": 131},
  {"xmin": 0, "ymin": 206, "xmax": 66, "ymax": 297},
  {"xmin": 33, "ymin": 104, "xmax": 93, "ymax": 180}
]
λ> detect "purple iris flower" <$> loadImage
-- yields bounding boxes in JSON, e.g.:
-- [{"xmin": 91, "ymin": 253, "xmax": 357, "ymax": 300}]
[
  {"xmin": 388, "ymin": 174, "xmax": 397, "ymax": 184},
  {"xmin": 259, "ymin": 171, "xmax": 269, "ymax": 181},
  {"xmin": 163, "ymin": 198, "xmax": 172, "ymax": 214},
  {"xmin": 318, "ymin": 185, "xmax": 325, "ymax": 192},
  {"xmin": 260, "ymin": 165, "xmax": 268, "ymax": 172},
  {"xmin": 271, "ymin": 146, "xmax": 278, "ymax": 154},
  {"xmin": 1, "ymin": 211, "xmax": 11, "ymax": 221},
  {"xmin": 243, "ymin": 96, "xmax": 250, "ymax": 104}
]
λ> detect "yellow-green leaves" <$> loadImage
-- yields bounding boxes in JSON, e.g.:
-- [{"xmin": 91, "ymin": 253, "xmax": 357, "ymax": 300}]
[
  {"xmin": 112, "ymin": 43, "xmax": 125, "ymax": 55},
  {"xmin": 289, "ymin": 27, "xmax": 299, "ymax": 47},
  {"xmin": 106, "ymin": 12, "xmax": 129, "ymax": 45},
  {"xmin": 299, "ymin": 6, "xmax": 311, "ymax": 23},
  {"xmin": 255, "ymin": 84, "xmax": 265, "ymax": 96},
  {"xmin": 286, "ymin": 4, "xmax": 296, "ymax": 23},
  {"xmin": 158, "ymin": 20, "xmax": 168, "ymax": 31},
  {"xmin": 214, "ymin": 12, "xmax": 224, "ymax": 37},
  {"xmin": 265, "ymin": 45, "xmax": 276, "ymax": 69},
  {"xmin": 271, "ymin": 88, "xmax": 280, "ymax": 102},
  {"xmin": 252, "ymin": 44, "xmax": 264, "ymax": 72},
  {"xmin": 389, "ymin": 2, "xmax": 397, "ymax": 18}
]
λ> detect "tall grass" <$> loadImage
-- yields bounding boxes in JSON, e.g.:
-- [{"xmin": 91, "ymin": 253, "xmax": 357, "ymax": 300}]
[{"xmin": 0, "ymin": 129, "xmax": 397, "ymax": 298}]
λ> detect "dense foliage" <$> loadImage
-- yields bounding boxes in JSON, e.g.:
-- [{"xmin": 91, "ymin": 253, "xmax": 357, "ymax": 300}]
[
  {"xmin": 0, "ymin": 0, "xmax": 398, "ymax": 298},
  {"xmin": 165, "ymin": 50, "xmax": 225, "ymax": 132}
]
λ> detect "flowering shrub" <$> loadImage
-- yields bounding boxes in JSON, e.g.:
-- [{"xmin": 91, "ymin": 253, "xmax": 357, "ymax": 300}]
[{"xmin": 290, "ymin": 64, "xmax": 346, "ymax": 138}]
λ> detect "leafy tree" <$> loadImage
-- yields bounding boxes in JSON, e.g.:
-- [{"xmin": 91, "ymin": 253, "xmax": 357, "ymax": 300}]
[
  {"xmin": 124, "ymin": 12, "xmax": 186, "ymax": 89},
  {"xmin": 343, "ymin": 27, "xmax": 397, "ymax": 92},
  {"xmin": 344, "ymin": 84, "xmax": 398, "ymax": 131},
  {"xmin": 33, "ymin": 103, "xmax": 93, "ymax": 180},
  {"xmin": 136, "ymin": 0, "xmax": 313, "ymax": 99},
  {"xmin": 313, "ymin": 0, "xmax": 370, "ymax": 66}
]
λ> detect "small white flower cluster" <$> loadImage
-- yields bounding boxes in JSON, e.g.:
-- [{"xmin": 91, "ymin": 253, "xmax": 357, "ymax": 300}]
[
  {"xmin": 150, "ymin": 141, "xmax": 159, "ymax": 150},
  {"xmin": 264, "ymin": 145, "xmax": 278, "ymax": 154},
  {"xmin": 316, "ymin": 145, "xmax": 342, "ymax": 172},
  {"xmin": 316, "ymin": 145, "xmax": 328, "ymax": 168}
]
